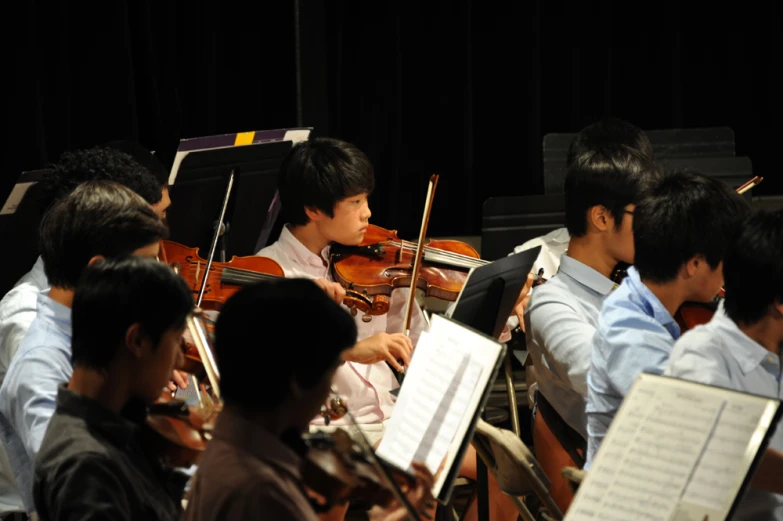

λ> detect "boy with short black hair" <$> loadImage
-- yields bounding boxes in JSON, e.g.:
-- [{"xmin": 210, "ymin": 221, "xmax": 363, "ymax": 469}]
[{"xmin": 585, "ymin": 170, "xmax": 750, "ymax": 467}]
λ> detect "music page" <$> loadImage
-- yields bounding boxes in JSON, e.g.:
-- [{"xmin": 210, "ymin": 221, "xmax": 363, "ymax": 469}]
[{"xmin": 565, "ymin": 375, "xmax": 780, "ymax": 521}]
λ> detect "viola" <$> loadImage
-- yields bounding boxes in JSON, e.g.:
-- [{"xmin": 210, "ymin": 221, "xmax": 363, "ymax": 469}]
[
  {"xmin": 675, "ymin": 290, "xmax": 725, "ymax": 332},
  {"xmin": 330, "ymin": 224, "xmax": 487, "ymax": 321}
]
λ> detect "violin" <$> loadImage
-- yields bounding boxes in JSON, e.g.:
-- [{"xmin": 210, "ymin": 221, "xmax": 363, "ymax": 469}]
[
  {"xmin": 302, "ymin": 428, "xmax": 418, "ymax": 511},
  {"xmin": 141, "ymin": 313, "xmax": 223, "ymax": 468},
  {"xmin": 159, "ymin": 240, "xmax": 285, "ymax": 311},
  {"xmin": 141, "ymin": 388, "xmax": 219, "ymax": 468},
  {"xmin": 330, "ymin": 223, "xmax": 486, "ymax": 321},
  {"xmin": 160, "ymin": 239, "xmax": 389, "ymax": 320}
]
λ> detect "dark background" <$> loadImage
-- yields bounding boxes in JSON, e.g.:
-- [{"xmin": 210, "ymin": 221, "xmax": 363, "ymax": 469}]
[{"xmin": 4, "ymin": 1, "xmax": 780, "ymax": 242}]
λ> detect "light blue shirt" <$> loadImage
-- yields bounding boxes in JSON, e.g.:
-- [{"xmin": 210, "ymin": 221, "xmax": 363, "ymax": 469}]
[
  {"xmin": 0, "ymin": 290, "xmax": 72, "ymax": 513},
  {"xmin": 524, "ymin": 254, "xmax": 615, "ymax": 438},
  {"xmin": 665, "ymin": 306, "xmax": 783, "ymax": 520},
  {"xmin": 0, "ymin": 257, "xmax": 48, "ymax": 514},
  {"xmin": 585, "ymin": 266, "xmax": 680, "ymax": 468}
]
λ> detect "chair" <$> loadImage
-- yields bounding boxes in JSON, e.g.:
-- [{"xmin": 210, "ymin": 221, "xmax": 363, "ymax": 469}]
[{"xmin": 471, "ymin": 419, "xmax": 563, "ymax": 521}]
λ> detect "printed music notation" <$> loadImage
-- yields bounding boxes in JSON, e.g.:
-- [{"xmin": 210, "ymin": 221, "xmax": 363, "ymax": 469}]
[
  {"xmin": 376, "ymin": 330, "xmax": 482, "ymax": 474},
  {"xmin": 565, "ymin": 374, "xmax": 778, "ymax": 521}
]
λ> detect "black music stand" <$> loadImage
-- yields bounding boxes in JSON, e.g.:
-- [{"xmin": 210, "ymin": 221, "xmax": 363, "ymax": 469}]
[
  {"xmin": 165, "ymin": 128, "xmax": 312, "ymax": 262},
  {"xmin": 448, "ymin": 246, "xmax": 541, "ymax": 339},
  {"xmin": 0, "ymin": 169, "xmax": 53, "ymax": 295}
]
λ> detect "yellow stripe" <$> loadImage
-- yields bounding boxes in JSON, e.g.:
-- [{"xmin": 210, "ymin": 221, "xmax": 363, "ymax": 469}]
[{"xmin": 234, "ymin": 131, "xmax": 255, "ymax": 146}]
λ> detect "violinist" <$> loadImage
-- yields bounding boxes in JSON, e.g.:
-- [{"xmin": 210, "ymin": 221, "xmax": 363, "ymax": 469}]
[
  {"xmin": 182, "ymin": 278, "xmax": 435, "ymax": 521},
  {"xmin": 255, "ymin": 138, "xmax": 520, "ymax": 521},
  {"xmin": 585, "ymin": 170, "xmax": 750, "ymax": 468},
  {"xmin": 0, "ymin": 181, "xmax": 170, "ymax": 515},
  {"xmin": 33, "ymin": 256, "xmax": 194, "ymax": 521},
  {"xmin": 664, "ymin": 208, "xmax": 783, "ymax": 517},
  {"xmin": 524, "ymin": 142, "xmax": 661, "ymax": 443}
]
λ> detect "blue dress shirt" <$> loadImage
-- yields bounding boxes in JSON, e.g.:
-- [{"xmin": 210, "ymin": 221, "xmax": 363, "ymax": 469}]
[
  {"xmin": 585, "ymin": 266, "xmax": 680, "ymax": 468},
  {"xmin": 0, "ymin": 290, "xmax": 72, "ymax": 513}
]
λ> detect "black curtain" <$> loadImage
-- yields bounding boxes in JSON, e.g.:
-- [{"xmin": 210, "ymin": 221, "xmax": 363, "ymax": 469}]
[{"xmin": 3, "ymin": 0, "xmax": 780, "ymax": 287}]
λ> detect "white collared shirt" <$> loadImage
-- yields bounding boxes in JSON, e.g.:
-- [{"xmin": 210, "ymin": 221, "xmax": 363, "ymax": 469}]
[
  {"xmin": 665, "ymin": 306, "xmax": 783, "ymax": 520},
  {"xmin": 256, "ymin": 226, "xmax": 426, "ymax": 426},
  {"xmin": 524, "ymin": 254, "xmax": 615, "ymax": 439},
  {"xmin": 512, "ymin": 227, "xmax": 570, "ymax": 281}
]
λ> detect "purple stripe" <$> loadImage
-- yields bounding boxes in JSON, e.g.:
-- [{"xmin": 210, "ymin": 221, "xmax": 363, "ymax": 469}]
[{"xmin": 176, "ymin": 128, "xmax": 311, "ymax": 152}]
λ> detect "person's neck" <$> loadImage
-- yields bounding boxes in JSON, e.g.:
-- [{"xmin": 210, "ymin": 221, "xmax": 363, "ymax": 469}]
[
  {"xmin": 68, "ymin": 364, "xmax": 131, "ymax": 414},
  {"xmin": 225, "ymin": 402, "xmax": 296, "ymax": 438},
  {"xmin": 640, "ymin": 278, "xmax": 688, "ymax": 318},
  {"xmin": 289, "ymin": 224, "xmax": 330, "ymax": 258},
  {"xmin": 566, "ymin": 235, "xmax": 619, "ymax": 280},
  {"xmin": 49, "ymin": 286, "xmax": 75, "ymax": 308},
  {"xmin": 737, "ymin": 316, "xmax": 783, "ymax": 356}
]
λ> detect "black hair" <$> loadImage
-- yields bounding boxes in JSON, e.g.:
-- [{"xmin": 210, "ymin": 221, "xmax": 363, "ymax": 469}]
[
  {"xmin": 633, "ymin": 170, "xmax": 750, "ymax": 284},
  {"xmin": 37, "ymin": 146, "xmax": 163, "ymax": 214},
  {"xmin": 278, "ymin": 138, "xmax": 375, "ymax": 226},
  {"xmin": 39, "ymin": 181, "xmax": 169, "ymax": 289},
  {"xmin": 564, "ymin": 145, "xmax": 661, "ymax": 237},
  {"xmin": 71, "ymin": 256, "xmax": 193, "ymax": 370},
  {"xmin": 566, "ymin": 118, "xmax": 654, "ymax": 168},
  {"xmin": 104, "ymin": 140, "xmax": 169, "ymax": 187},
  {"xmin": 724, "ymin": 209, "xmax": 783, "ymax": 324},
  {"xmin": 214, "ymin": 278, "xmax": 357, "ymax": 410}
]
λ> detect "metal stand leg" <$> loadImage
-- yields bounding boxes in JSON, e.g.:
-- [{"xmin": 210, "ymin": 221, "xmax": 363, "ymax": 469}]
[{"xmin": 504, "ymin": 351, "xmax": 520, "ymax": 437}]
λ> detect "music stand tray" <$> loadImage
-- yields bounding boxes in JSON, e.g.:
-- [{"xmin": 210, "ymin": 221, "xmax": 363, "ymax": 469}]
[{"xmin": 165, "ymin": 128, "xmax": 312, "ymax": 259}]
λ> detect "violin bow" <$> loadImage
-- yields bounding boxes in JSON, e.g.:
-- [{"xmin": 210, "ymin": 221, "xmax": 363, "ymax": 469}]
[
  {"xmin": 403, "ymin": 175, "xmax": 440, "ymax": 337},
  {"xmin": 736, "ymin": 175, "xmax": 763, "ymax": 195},
  {"xmin": 336, "ymin": 389, "xmax": 424, "ymax": 521},
  {"xmin": 186, "ymin": 313, "xmax": 221, "ymax": 402}
]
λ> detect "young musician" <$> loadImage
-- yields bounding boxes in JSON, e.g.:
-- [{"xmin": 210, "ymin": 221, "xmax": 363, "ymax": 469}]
[
  {"xmin": 524, "ymin": 144, "xmax": 661, "ymax": 440},
  {"xmin": 256, "ymin": 138, "xmax": 520, "ymax": 521},
  {"xmin": 33, "ymin": 256, "xmax": 194, "ymax": 521},
  {"xmin": 511, "ymin": 118, "xmax": 654, "ymax": 280},
  {"xmin": 664, "ymin": 208, "xmax": 783, "ymax": 517},
  {"xmin": 0, "ymin": 181, "xmax": 169, "ymax": 514},
  {"xmin": 0, "ymin": 146, "xmax": 167, "ymax": 386},
  {"xmin": 585, "ymin": 170, "xmax": 750, "ymax": 468},
  {"xmin": 182, "ymin": 278, "xmax": 435, "ymax": 521}
]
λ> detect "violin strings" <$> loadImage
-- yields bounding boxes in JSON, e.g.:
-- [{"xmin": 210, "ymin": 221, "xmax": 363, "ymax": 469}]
[{"xmin": 391, "ymin": 240, "xmax": 488, "ymax": 268}]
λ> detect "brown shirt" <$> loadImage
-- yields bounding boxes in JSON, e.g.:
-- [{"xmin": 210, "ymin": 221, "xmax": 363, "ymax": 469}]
[{"xmin": 181, "ymin": 408, "xmax": 318, "ymax": 521}]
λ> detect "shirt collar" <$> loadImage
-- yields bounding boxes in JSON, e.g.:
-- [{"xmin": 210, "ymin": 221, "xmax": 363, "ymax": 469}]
[
  {"xmin": 211, "ymin": 407, "xmax": 303, "ymax": 481},
  {"xmin": 31, "ymin": 256, "xmax": 49, "ymax": 288},
  {"xmin": 712, "ymin": 309, "xmax": 780, "ymax": 375},
  {"xmin": 55, "ymin": 385, "xmax": 137, "ymax": 447},
  {"xmin": 625, "ymin": 267, "xmax": 681, "ymax": 338},
  {"xmin": 557, "ymin": 255, "xmax": 616, "ymax": 295},
  {"xmin": 37, "ymin": 289, "xmax": 72, "ymax": 339},
  {"xmin": 278, "ymin": 225, "xmax": 331, "ymax": 269}
]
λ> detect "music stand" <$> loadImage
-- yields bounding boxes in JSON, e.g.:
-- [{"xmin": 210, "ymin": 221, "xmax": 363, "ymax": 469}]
[
  {"xmin": 448, "ymin": 246, "xmax": 541, "ymax": 339},
  {"xmin": 0, "ymin": 169, "xmax": 53, "ymax": 295},
  {"xmin": 165, "ymin": 128, "xmax": 312, "ymax": 265}
]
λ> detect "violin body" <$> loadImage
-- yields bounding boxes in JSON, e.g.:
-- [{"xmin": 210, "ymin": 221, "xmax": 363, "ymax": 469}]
[
  {"xmin": 159, "ymin": 240, "xmax": 284, "ymax": 311},
  {"xmin": 302, "ymin": 429, "xmax": 415, "ymax": 511},
  {"xmin": 675, "ymin": 290, "xmax": 725, "ymax": 332},
  {"xmin": 330, "ymin": 224, "xmax": 480, "ymax": 319},
  {"xmin": 142, "ymin": 391, "xmax": 219, "ymax": 468}
]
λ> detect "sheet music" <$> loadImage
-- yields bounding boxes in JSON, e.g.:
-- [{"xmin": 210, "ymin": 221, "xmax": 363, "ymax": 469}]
[
  {"xmin": 680, "ymin": 397, "xmax": 770, "ymax": 511},
  {"xmin": 566, "ymin": 375, "xmax": 781, "ymax": 521},
  {"xmin": 376, "ymin": 329, "xmax": 482, "ymax": 474},
  {"xmin": 375, "ymin": 314, "xmax": 504, "ymax": 499}
]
